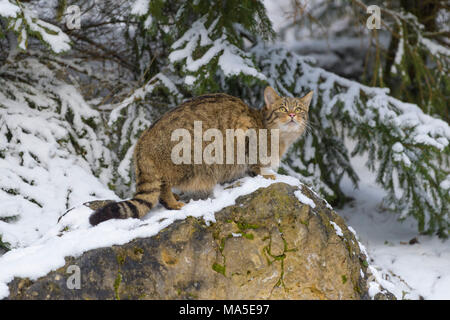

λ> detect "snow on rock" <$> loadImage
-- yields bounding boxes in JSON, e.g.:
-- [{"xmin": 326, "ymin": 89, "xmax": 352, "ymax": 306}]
[
  {"xmin": 294, "ymin": 189, "xmax": 316, "ymax": 209},
  {"xmin": 6, "ymin": 181, "xmax": 380, "ymax": 300},
  {"xmin": 0, "ymin": 174, "xmax": 301, "ymax": 299},
  {"xmin": 330, "ymin": 221, "xmax": 344, "ymax": 237}
]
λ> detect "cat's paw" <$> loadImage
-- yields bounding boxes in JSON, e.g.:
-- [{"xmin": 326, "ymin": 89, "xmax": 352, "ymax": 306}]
[
  {"xmin": 248, "ymin": 170, "xmax": 258, "ymax": 177},
  {"xmin": 263, "ymin": 174, "xmax": 276, "ymax": 180},
  {"xmin": 170, "ymin": 201, "xmax": 185, "ymax": 210},
  {"xmin": 160, "ymin": 199, "xmax": 185, "ymax": 210},
  {"xmin": 248, "ymin": 166, "xmax": 261, "ymax": 177}
]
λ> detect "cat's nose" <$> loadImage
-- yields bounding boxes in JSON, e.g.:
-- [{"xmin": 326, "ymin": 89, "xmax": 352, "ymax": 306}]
[{"xmin": 289, "ymin": 113, "xmax": 295, "ymax": 118}]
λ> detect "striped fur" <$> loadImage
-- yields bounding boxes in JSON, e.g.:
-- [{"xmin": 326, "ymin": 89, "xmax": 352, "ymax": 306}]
[
  {"xmin": 89, "ymin": 87, "xmax": 312, "ymax": 225},
  {"xmin": 89, "ymin": 171, "xmax": 161, "ymax": 225}
]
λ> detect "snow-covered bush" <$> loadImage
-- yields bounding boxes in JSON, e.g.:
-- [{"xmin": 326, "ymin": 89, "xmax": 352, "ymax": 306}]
[
  {"xmin": 0, "ymin": 0, "xmax": 70, "ymax": 54},
  {"xmin": 274, "ymin": 0, "xmax": 449, "ymax": 123},
  {"xmin": 251, "ymin": 43, "xmax": 449, "ymax": 236},
  {"xmin": 0, "ymin": 53, "xmax": 116, "ymax": 250}
]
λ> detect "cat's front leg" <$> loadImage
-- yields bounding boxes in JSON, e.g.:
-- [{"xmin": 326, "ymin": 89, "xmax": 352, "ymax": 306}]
[
  {"xmin": 249, "ymin": 165, "xmax": 276, "ymax": 180},
  {"xmin": 248, "ymin": 164, "xmax": 260, "ymax": 177}
]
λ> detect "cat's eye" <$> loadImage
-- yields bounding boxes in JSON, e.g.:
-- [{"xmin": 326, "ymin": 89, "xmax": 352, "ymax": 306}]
[
  {"xmin": 279, "ymin": 107, "xmax": 288, "ymax": 112},
  {"xmin": 295, "ymin": 107, "xmax": 302, "ymax": 113}
]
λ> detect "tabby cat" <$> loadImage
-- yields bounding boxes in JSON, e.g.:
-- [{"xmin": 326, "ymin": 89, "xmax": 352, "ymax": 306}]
[{"xmin": 89, "ymin": 87, "xmax": 313, "ymax": 225}]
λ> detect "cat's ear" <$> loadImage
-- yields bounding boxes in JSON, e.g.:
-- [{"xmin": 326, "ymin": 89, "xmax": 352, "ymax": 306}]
[
  {"xmin": 264, "ymin": 86, "xmax": 280, "ymax": 108},
  {"xmin": 299, "ymin": 91, "xmax": 314, "ymax": 110}
]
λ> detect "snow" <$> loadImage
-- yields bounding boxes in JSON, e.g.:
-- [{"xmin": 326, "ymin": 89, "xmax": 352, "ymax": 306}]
[
  {"xmin": 143, "ymin": 15, "xmax": 153, "ymax": 29},
  {"xmin": 0, "ymin": 174, "xmax": 301, "ymax": 299},
  {"xmin": 252, "ymin": 41, "xmax": 449, "ymax": 234},
  {"xmin": 108, "ymin": 72, "xmax": 180, "ymax": 126},
  {"xmin": 392, "ymin": 142, "xmax": 404, "ymax": 153},
  {"xmin": 339, "ymin": 143, "xmax": 450, "ymax": 300},
  {"xmin": 218, "ymin": 45, "xmax": 266, "ymax": 80},
  {"xmin": 184, "ymin": 75, "xmax": 196, "ymax": 85},
  {"xmin": 392, "ymin": 29, "xmax": 404, "ymax": 74},
  {"xmin": 421, "ymin": 37, "xmax": 450, "ymax": 57},
  {"xmin": 169, "ymin": 16, "xmax": 266, "ymax": 82},
  {"xmin": 440, "ymin": 177, "xmax": 450, "ymax": 191},
  {"xmin": 0, "ymin": 111, "xmax": 447, "ymax": 300},
  {"xmin": 0, "ymin": 0, "xmax": 448, "ymax": 301},
  {"xmin": 131, "ymin": 0, "xmax": 150, "ymax": 16},
  {"xmin": 294, "ymin": 190, "xmax": 316, "ymax": 209},
  {"xmin": 23, "ymin": 10, "xmax": 71, "ymax": 53},
  {"xmin": 263, "ymin": 0, "xmax": 295, "ymax": 32},
  {"xmin": 5, "ymin": 4, "xmax": 72, "ymax": 54},
  {"xmin": 0, "ymin": 56, "xmax": 119, "ymax": 255},
  {"xmin": 392, "ymin": 142, "xmax": 411, "ymax": 167},
  {"xmin": 0, "ymin": 0, "xmax": 20, "ymax": 18},
  {"xmin": 330, "ymin": 221, "xmax": 343, "ymax": 237}
]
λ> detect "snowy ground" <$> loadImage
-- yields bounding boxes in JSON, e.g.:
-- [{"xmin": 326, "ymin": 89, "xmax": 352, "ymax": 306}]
[{"xmin": 339, "ymin": 151, "xmax": 450, "ymax": 300}]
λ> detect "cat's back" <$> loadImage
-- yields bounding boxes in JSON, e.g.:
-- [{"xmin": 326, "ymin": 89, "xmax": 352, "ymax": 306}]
[
  {"xmin": 147, "ymin": 93, "xmax": 262, "ymax": 136},
  {"xmin": 135, "ymin": 93, "xmax": 264, "ymax": 165}
]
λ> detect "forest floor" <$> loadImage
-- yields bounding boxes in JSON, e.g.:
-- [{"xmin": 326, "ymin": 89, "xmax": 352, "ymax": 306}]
[{"xmin": 339, "ymin": 149, "xmax": 450, "ymax": 300}]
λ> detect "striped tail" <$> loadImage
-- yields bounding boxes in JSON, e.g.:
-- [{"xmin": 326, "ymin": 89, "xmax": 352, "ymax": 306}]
[
  {"xmin": 88, "ymin": 198, "xmax": 155, "ymax": 226},
  {"xmin": 89, "ymin": 181, "xmax": 161, "ymax": 226}
]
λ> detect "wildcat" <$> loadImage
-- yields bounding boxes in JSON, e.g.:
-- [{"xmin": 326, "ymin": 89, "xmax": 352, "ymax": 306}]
[{"xmin": 89, "ymin": 87, "xmax": 313, "ymax": 225}]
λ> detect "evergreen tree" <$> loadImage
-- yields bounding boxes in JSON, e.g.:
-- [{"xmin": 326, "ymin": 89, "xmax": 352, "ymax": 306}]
[
  {"xmin": 0, "ymin": 0, "xmax": 448, "ymax": 244},
  {"xmin": 275, "ymin": 0, "xmax": 449, "ymax": 122}
]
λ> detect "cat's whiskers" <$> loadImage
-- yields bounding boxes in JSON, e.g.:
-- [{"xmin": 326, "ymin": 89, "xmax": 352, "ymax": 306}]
[{"xmin": 303, "ymin": 122, "xmax": 315, "ymax": 134}]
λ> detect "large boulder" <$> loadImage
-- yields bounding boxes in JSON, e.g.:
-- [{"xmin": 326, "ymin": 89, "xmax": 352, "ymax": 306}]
[{"xmin": 7, "ymin": 183, "xmax": 388, "ymax": 300}]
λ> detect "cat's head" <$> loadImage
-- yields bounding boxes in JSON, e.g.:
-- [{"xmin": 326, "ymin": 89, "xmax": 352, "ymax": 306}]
[{"xmin": 263, "ymin": 86, "xmax": 313, "ymax": 133}]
